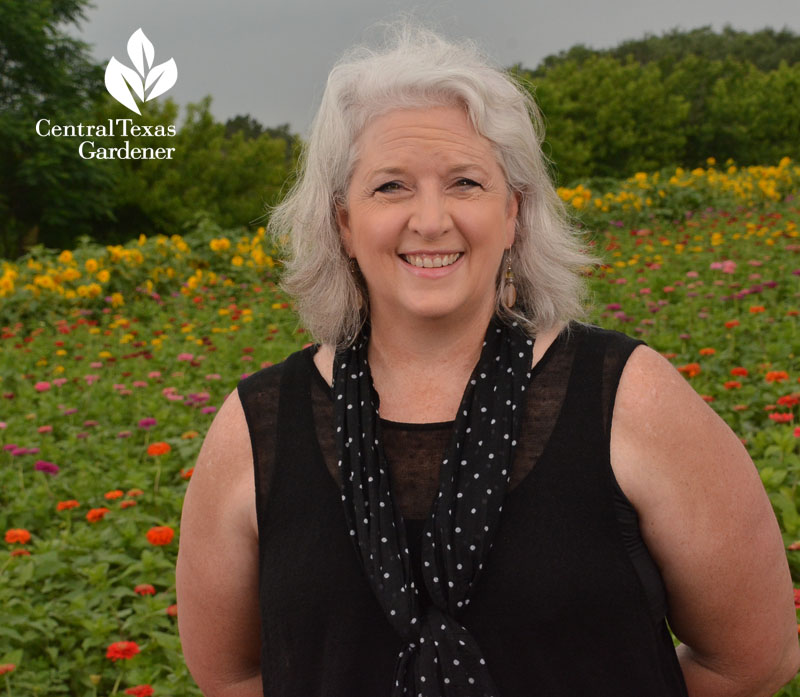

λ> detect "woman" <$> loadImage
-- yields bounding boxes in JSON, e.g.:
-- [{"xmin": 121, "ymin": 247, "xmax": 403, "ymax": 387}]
[{"xmin": 176, "ymin": 25, "xmax": 799, "ymax": 697}]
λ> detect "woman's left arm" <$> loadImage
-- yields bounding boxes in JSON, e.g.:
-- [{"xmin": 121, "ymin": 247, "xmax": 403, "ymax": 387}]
[{"xmin": 611, "ymin": 345, "xmax": 800, "ymax": 697}]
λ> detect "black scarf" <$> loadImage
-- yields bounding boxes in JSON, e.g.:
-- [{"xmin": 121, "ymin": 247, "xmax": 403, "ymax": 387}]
[{"xmin": 333, "ymin": 315, "xmax": 533, "ymax": 696}]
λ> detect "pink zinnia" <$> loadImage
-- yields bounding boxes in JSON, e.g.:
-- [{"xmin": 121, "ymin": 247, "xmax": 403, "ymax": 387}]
[
  {"xmin": 34, "ymin": 381, "xmax": 51, "ymax": 392},
  {"xmin": 34, "ymin": 460, "xmax": 60, "ymax": 475}
]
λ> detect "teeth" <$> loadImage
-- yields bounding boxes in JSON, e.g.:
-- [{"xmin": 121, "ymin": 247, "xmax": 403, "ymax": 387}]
[{"xmin": 403, "ymin": 253, "xmax": 461, "ymax": 268}]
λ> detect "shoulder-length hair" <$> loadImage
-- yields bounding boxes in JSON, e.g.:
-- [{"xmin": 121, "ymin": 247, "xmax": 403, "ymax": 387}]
[{"xmin": 269, "ymin": 23, "xmax": 595, "ymax": 347}]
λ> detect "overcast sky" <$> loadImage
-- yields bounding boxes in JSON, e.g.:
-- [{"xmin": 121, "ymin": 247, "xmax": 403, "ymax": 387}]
[{"xmin": 66, "ymin": 0, "xmax": 800, "ymax": 134}]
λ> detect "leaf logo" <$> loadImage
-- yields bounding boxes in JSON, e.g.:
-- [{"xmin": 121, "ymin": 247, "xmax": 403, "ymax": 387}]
[{"xmin": 104, "ymin": 29, "xmax": 178, "ymax": 115}]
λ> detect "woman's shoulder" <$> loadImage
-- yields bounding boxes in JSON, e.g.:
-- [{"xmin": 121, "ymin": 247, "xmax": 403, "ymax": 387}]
[{"xmin": 237, "ymin": 344, "xmax": 319, "ymax": 398}]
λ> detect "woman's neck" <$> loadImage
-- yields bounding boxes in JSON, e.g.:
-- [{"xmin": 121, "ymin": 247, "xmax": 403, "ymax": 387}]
[{"xmin": 366, "ymin": 307, "xmax": 495, "ymax": 423}]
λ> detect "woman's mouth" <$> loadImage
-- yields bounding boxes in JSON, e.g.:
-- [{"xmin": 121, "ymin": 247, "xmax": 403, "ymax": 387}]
[{"xmin": 400, "ymin": 252, "xmax": 463, "ymax": 268}]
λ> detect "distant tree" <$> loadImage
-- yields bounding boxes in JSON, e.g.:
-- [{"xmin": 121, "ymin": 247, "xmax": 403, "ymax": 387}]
[
  {"xmin": 225, "ymin": 114, "xmax": 264, "ymax": 140},
  {"xmin": 0, "ymin": 0, "xmax": 114, "ymax": 257}
]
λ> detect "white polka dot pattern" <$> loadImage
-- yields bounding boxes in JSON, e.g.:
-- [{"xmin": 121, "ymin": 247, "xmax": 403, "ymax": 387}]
[{"xmin": 333, "ymin": 316, "xmax": 533, "ymax": 696}]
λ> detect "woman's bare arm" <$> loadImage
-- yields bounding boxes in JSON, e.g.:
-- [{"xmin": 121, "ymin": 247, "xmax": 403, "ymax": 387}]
[
  {"xmin": 176, "ymin": 389, "xmax": 262, "ymax": 697},
  {"xmin": 611, "ymin": 346, "xmax": 800, "ymax": 697}
]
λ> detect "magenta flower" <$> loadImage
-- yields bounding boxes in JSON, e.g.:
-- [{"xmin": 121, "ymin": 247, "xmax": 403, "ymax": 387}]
[
  {"xmin": 0, "ymin": 422, "xmax": 6, "ymax": 429},
  {"xmin": 35, "ymin": 460, "xmax": 59, "ymax": 475},
  {"xmin": 201, "ymin": 406, "xmax": 217, "ymax": 415},
  {"xmin": 117, "ymin": 431, "xmax": 132, "ymax": 439},
  {"xmin": 34, "ymin": 381, "xmax": 51, "ymax": 392},
  {"xmin": 132, "ymin": 381, "xmax": 148, "ymax": 388},
  {"xmin": 138, "ymin": 418, "xmax": 157, "ymax": 430},
  {"xmin": 37, "ymin": 425, "xmax": 53, "ymax": 434},
  {"xmin": 52, "ymin": 378, "xmax": 68, "ymax": 387}
]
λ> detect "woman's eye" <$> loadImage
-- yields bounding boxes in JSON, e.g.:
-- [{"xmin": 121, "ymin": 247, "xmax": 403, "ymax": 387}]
[
  {"xmin": 375, "ymin": 181, "xmax": 403, "ymax": 193},
  {"xmin": 455, "ymin": 178, "xmax": 480, "ymax": 188}
]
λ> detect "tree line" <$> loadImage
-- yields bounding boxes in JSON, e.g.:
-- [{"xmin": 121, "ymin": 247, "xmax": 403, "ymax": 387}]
[{"xmin": 1, "ymin": 1, "xmax": 799, "ymax": 257}]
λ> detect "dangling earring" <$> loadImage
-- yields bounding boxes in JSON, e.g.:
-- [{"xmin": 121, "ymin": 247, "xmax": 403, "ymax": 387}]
[{"xmin": 502, "ymin": 251, "xmax": 517, "ymax": 310}]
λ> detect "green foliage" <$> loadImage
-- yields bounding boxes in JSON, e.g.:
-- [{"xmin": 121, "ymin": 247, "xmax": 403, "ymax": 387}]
[
  {"xmin": 534, "ymin": 25, "xmax": 800, "ymax": 75},
  {"xmin": 85, "ymin": 96, "xmax": 296, "ymax": 245},
  {"xmin": 0, "ymin": 0, "xmax": 114, "ymax": 258},
  {"xmin": 529, "ymin": 56, "xmax": 689, "ymax": 183}
]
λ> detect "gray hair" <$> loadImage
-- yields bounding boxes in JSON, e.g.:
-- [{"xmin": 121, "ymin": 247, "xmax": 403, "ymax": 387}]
[{"xmin": 269, "ymin": 23, "xmax": 595, "ymax": 347}]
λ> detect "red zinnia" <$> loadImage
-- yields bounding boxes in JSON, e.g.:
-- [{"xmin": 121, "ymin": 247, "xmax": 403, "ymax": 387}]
[
  {"xmin": 104, "ymin": 489, "xmax": 124, "ymax": 500},
  {"xmin": 777, "ymin": 395, "xmax": 799, "ymax": 407},
  {"xmin": 134, "ymin": 584, "xmax": 156, "ymax": 596},
  {"xmin": 699, "ymin": 347, "xmax": 716, "ymax": 356},
  {"xmin": 723, "ymin": 381, "xmax": 741, "ymax": 390},
  {"xmin": 766, "ymin": 371, "xmax": 789, "ymax": 383},
  {"xmin": 0, "ymin": 664, "xmax": 15, "ymax": 675},
  {"xmin": 56, "ymin": 500, "xmax": 80, "ymax": 511},
  {"xmin": 678, "ymin": 363, "xmax": 701, "ymax": 378},
  {"xmin": 5, "ymin": 528, "xmax": 31, "ymax": 544},
  {"xmin": 769, "ymin": 413, "xmax": 794, "ymax": 423},
  {"xmin": 86, "ymin": 507, "xmax": 110, "ymax": 523},
  {"xmin": 124, "ymin": 686, "xmax": 154, "ymax": 697},
  {"xmin": 724, "ymin": 320, "xmax": 740, "ymax": 329},
  {"xmin": 165, "ymin": 603, "xmax": 178, "ymax": 617},
  {"xmin": 146, "ymin": 526, "xmax": 174, "ymax": 546},
  {"xmin": 120, "ymin": 500, "xmax": 137, "ymax": 509},
  {"xmin": 730, "ymin": 367, "xmax": 749, "ymax": 377},
  {"xmin": 147, "ymin": 442, "xmax": 171, "ymax": 456},
  {"xmin": 10, "ymin": 549, "xmax": 30, "ymax": 557},
  {"xmin": 106, "ymin": 641, "xmax": 140, "ymax": 661}
]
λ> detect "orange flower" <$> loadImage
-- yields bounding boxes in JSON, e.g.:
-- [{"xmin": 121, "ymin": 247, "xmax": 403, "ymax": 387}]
[
  {"xmin": 699, "ymin": 348, "xmax": 716, "ymax": 356},
  {"xmin": 732, "ymin": 404, "xmax": 749, "ymax": 412},
  {"xmin": 787, "ymin": 541, "xmax": 800, "ymax": 551},
  {"xmin": 769, "ymin": 413, "xmax": 794, "ymax": 423},
  {"xmin": 147, "ymin": 442, "xmax": 171, "ymax": 456},
  {"xmin": 127, "ymin": 488, "xmax": 144, "ymax": 497},
  {"xmin": 120, "ymin": 500, "xmax": 137, "ymax": 509},
  {"xmin": 104, "ymin": 489, "xmax": 124, "ymax": 500},
  {"xmin": 106, "ymin": 641, "xmax": 140, "ymax": 661},
  {"xmin": 5, "ymin": 528, "xmax": 31, "ymax": 544},
  {"xmin": 766, "ymin": 371, "xmax": 789, "ymax": 383},
  {"xmin": 701, "ymin": 395, "xmax": 715, "ymax": 403},
  {"xmin": 724, "ymin": 381, "xmax": 741, "ymax": 390},
  {"xmin": 724, "ymin": 320, "xmax": 740, "ymax": 329},
  {"xmin": 180, "ymin": 467, "xmax": 194, "ymax": 479},
  {"xmin": 56, "ymin": 500, "xmax": 80, "ymax": 511},
  {"xmin": 124, "ymin": 686, "xmax": 154, "ymax": 697},
  {"xmin": 678, "ymin": 363, "xmax": 701, "ymax": 378},
  {"xmin": 165, "ymin": 603, "xmax": 178, "ymax": 617},
  {"xmin": 86, "ymin": 507, "xmax": 110, "ymax": 523},
  {"xmin": 10, "ymin": 549, "xmax": 30, "ymax": 557},
  {"xmin": 730, "ymin": 367, "xmax": 749, "ymax": 377},
  {"xmin": 146, "ymin": 526, "xmax": 175, "ymax": 546},
  {"xmin": 777, "ymin": 395, "xmax": 799, "ymax": 407},
  {"xmin": 749, "ymin": 305, "xmax": 766, "ymax": 314},
  {"xmin": 134, "ymin": 584, "xmax": 156, "ymax": 596},
  {"xmin": 0, "ymin": 664, "xmax": 15, "ymax": 675}
]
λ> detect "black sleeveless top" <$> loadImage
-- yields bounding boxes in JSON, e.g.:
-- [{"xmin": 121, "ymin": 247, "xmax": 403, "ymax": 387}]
[{"xmin": 238, "ymin": 323, "xmax": 689, "ymax": 697}]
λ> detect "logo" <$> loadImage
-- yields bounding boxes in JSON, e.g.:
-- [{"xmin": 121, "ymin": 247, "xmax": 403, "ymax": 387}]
[{"xmin": 105, "ymin": 28, "xmax": 178, "ymax": 115}]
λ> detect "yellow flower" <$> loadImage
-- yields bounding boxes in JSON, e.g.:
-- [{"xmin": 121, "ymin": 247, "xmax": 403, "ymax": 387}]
[
  {"xmin": 231, "ymin": 255, "xmax": 244, "ymax": 267},
  {"xmin": 97, "ymin": 270, "xmax": 110, "ymax": 283},
  {"xmin": 58, "ymin": 250, "xmax": 73, "ymax": 264},
  {"xmin": 210, "ymin": 238, "xmax": 231, "ymax": 252},
  {"xmin": 110, "ymin": 292, "xmax": 124, "ymax": 307},
  {"xmin": 85, "ymin": 258, "xmax": 99, "ymax": 273}
]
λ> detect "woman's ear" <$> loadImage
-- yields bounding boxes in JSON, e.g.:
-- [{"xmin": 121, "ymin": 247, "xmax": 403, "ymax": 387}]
[
  {"xmin": 505, "ymin": 191, "xmax": 520, "ymax": 247},
  {"xmin": 335, "ymin": 204, "xmax": 352, "ymax": 256}
]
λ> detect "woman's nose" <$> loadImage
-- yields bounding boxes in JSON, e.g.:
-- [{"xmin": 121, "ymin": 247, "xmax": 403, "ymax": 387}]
[{"xmin": 408, "ymin": 189, "xmax": 452, "ymax": 238}]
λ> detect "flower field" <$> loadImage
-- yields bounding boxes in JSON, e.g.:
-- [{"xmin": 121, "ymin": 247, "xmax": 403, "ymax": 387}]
[{"xmin": 1, "ymin": 160, "xmax": 800, "ymax": 695}]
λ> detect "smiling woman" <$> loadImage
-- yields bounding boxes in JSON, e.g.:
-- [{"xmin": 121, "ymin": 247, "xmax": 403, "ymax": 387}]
[{"xmin": 176, "ymin": 21, "xmax": 800, "ymax": 697}]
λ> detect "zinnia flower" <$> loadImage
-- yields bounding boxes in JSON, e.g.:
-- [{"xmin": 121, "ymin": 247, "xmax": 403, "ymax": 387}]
[
  {"xmin": 723, "ymin": 381, "xmax": 741, "ymax": 390},
  {"xmin": 766, "ymin": 371, "xmax": 789, "ymax": 383},
  {"xmin": 5, "ymin": 528, "xmax": 31, "ymax": 544},
  {"xmin": 147, "ymin": 442, "xmax": 171, "ymax": 456},
  {"xmin": 165, "ymin": 603, "xmax": 178, "ymax": 617},
  {"xmin": 0, "ymin": 664, "xmax": 15, "ymax": 675},
  {"xmin": 777, "ymin": 395, "xmax": 799, "ymax": 407},
  {"xmin": 10, "ymin": 549, "xmax": 30, "ymax": 557},
  {"xmin": 124, "ymin": 685, "xmax": 154, "ymax": 697},
  {"xmin": 769, "ymin": 413, "xmax": 794, "ymax": 423},
  {"xmin": 106, "ymin": 641, "xmax": 140, "ymax": 661},
  {"xmin": 56, "ymin": 500, "xmax": 80, "ymax": 511},
  {"xmin": 730, "ymin": 367, "xmax": 749, "ymax": 377},
  {"xmin": 34, "ymin": 460, "xmax": 59, "ymax": 475},
  {"xmin": 104, "ymin": 490, "xmax": 124, "ymax": 500},
  {"xmin": 678, "ymin": 363, "xmax": 701, "ymax": 378},
  {"xmin": 134, "ymin": 584, "xmax": 156, "ymax": 596},
  {"xmin": 146, "ymin": 526, "xmax": 174, "ymax": 546},
  {"xmin": 138, "ymin": 417, "xmax": 157, "ymax": 429},
  {"xmin": 86, "ymin": 507, "xmax": 110, "ymax": 523}
]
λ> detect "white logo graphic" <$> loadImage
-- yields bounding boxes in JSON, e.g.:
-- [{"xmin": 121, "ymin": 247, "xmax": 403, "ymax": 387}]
[{"xmin": 105, "ymin": 29, "xmax": 178, "ymax": 115}]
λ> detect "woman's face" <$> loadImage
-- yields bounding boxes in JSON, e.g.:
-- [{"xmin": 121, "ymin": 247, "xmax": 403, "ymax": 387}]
[{"xmin": 337, "ymin": 105, "xmax": 518, "ymax": 327}]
